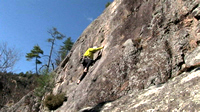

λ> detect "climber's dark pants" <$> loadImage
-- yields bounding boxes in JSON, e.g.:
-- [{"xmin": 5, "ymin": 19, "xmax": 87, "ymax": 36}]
[
  {"xmin": 79, "ymin": 57, "xmax": 93, "ymax": 81},
  {"xmin": 84, "ymin": 57, "xmax": 93, "ymax": 70},
  {"xmin": 79, "ymin": 72, "xmax": 87, "ymax": 81}
]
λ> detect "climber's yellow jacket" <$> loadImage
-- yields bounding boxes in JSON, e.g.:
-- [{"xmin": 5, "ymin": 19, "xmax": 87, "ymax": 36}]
[{"xmin": 83, "ymin": 47, "xmax": 103, "ymax": 59}]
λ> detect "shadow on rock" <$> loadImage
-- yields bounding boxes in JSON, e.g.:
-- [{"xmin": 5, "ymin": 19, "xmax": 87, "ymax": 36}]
[{"xmin": 80, "ymin": 101, "xmax": 113, "ymax": 112}]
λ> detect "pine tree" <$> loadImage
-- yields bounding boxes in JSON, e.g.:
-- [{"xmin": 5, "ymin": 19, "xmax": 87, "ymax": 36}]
[
  {"xmin": 60, "ymin": 37, "xmax": 73, "ymax": 60},
  {"xmin": 105, "ymin": 2, "xmax": 111, "ymax": 8},
  {"xmin": 55, "ymin": 37, "xmax": 73, "ymax": 66},
  {"xmin": 26, "ymin": 45, "xmax": 43, "ymax": 74},
  {"xmin": 47, "ymin": 27, "xmax": 65, "ymax": 72}
]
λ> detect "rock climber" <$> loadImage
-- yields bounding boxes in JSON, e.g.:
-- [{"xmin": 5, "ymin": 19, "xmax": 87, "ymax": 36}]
[{"xmin": 77, "ymin": 45, "xmax": 104, "ymax": 84}]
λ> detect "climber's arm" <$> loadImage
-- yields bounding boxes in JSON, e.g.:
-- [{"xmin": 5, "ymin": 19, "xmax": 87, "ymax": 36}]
[{"xmin": 89, "ymin": 47, "xmax": 104, "ymax": 52}]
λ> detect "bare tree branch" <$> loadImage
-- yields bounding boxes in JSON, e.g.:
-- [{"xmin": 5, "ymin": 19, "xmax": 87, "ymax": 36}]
[{"xmin": 0, "ymin": 42, "xmax": 20, "ymax": 72}]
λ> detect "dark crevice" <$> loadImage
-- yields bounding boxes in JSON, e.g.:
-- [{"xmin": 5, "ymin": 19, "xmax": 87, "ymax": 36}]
[
  {"xmin": 191, "ymin": 4, "xmax": 199, "ymax": 14},
  {"xmin": 61, "ymin": 54, "xmax": 71, "ymax": 68},
  {"xmin": 193, "ymin": 4, "xmax": 200, "ymax": 20},
  {"xmin": 183, "ymin": 4, "xmax": 199, "ymax": 18},
  {"xmin": 164, "ymin": 28, "xmax": 170, "ymax": 34},
  {"xmin": 164, "ymin": 40, "xmax": 173, "ymax": 79},
  {"xmin": 185, "ymin": 66, "xmax": 196, "ymax": 72},
  {"xmin": 173, "ymin": 19, "xmax": 181, "ymax": 25},
  {"xmin": 194, "ymin": 15, "xmax": 200, "ymax": 20},
  {"xmin": 173, "ymin": 4, "xmax": 199, "ymax": 25},
  {"xmin": 177, "ymin": 62, "xmax": 185, "ymax": 70},
  {"xmin": 164, "ymin": 40, "xmax": 173, "ymax": 59},
  {"xmin": 82, "ymin": 101, "xmax": 113, "ymax": 112},
  {"xmin": 177, "ymin": 62, "xmax": 200, "ymax": 75}
]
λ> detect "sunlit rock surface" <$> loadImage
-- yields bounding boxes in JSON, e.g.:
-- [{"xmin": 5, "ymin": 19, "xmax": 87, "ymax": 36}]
[{"xmin": 2, "ymin": 0, "xmax": 200, "ymax": 111}]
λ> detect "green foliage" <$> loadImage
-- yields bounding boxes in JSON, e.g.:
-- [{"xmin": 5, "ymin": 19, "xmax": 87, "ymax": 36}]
[
  {"xmin": 56, "ymin": 37, "xmax": 74, "ymax": 65},
  {"xmin": 25, "ymin": 71, "xmax": 35, "ymax": 75},
  {"xmin": 34, "ymin": 70, "xmax": 55, "ymax": 97},
  {"xmin": 26, "ymin": 45, "xmax": 44, "ymax": 74},
  {"xmin": 44, "ymin": 93, "xmax": 67, "ymax": 110},
  {"xmin": 60, "ymin": 37, "xmax": 73, "ymax": 58},
  {"xmin": 105, "ymin": 2, "xmax": 111, "ymax": 8},
  {"xmin": 18, "ymin": 71, "xmax": 37, "ymax": 79},
  {"xmin": 26, "ymin": 45, "xmax": 43, "ymax": 60}
]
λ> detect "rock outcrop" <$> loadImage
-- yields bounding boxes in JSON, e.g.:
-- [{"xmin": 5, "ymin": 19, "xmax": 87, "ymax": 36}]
[
  {"xmin": 0, "ymin": 73, "xmax": 38, "ymax": 111},
  {"xmin": 3, "ymin": 0, "xmax": 200, "ymax": 111},
  {"xmin": 100, "ymin": 47, "xmax": 200, "ymax": 112},
  {"xmin": 1, "ymin": 91, "xmax": 40, "ymax": 112},
  {"xmin": 49, "ymin": 0, "xmax": 200, "ymax": 111}
]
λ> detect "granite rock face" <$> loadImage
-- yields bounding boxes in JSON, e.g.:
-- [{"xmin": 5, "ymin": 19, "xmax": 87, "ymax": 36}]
[
  {"xmin": 3, "ymin": 0, "xmax": 200, "ymax": 111},
  {"xmin": 101, "ymin": 66, "xmax": 200, "ymax": 112},
  {"xmin": 50, "ymin": 0, "xmax": 200, "ymax": 111}
]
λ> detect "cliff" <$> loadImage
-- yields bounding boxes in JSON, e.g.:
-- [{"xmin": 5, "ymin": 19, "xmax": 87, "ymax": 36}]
[
  {"xmin": 2, "ymin": 0, "xmax": 200, "ymax": 111},
  {"xmin": 51, "ymin": 0, "xmax": 200, "ymax": 111}
]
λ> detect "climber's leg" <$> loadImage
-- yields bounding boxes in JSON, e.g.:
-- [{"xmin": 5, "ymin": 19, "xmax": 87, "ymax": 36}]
[
  {"xmin": 77, "ymin": 72, "xmax": 87, "ymax": 85},
  {"xmin": 84, "ymin": 58, "xmax": 93, "ymax": 72}
]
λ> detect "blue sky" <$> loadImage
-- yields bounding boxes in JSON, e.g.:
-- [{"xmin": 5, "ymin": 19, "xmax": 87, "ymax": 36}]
[{"xmin": 0, "ymin": 0, "xmax": 113, "ymax": 73}]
